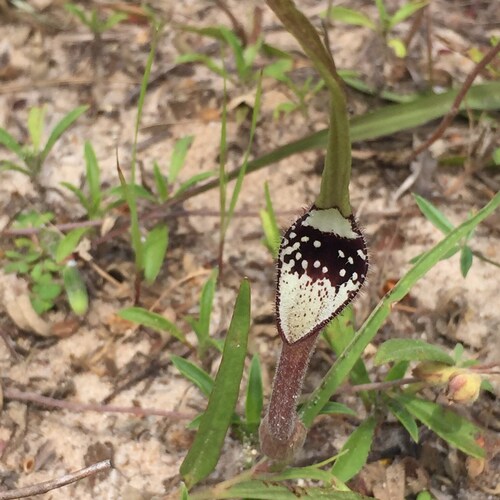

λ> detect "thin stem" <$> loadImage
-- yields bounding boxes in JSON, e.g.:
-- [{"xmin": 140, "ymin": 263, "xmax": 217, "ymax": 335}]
[{"xmin": 0, "ymin": 459, "xmax": 111, "ymax": 500}]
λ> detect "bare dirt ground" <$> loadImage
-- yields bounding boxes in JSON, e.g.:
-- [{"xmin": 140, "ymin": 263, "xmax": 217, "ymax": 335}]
[{"xmin": 0, "ymin": 1, "xmax": 499, "ymax": 499}]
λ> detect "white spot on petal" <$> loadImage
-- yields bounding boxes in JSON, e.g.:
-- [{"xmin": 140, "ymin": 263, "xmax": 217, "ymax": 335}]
[
  {"xmin": 357, "ymin": 249, "xmax": 366, "ymax": 260},
  {"xmin": 338, "ymin": 250, "xmax": 345, "ymax": 258},
  {"xmin": 314, "ymin": 260, "xmax": 320, "ymax": 268},
  {"xmin": 296, "ymin": 252, "xmax": 302, "ymax": 259},
  {"xmin": 352, "ymin": 272, "xmax": 358, "ymax": 280},
  {"xmin": 301, "ymin": 236, "xmax": 309, "ymax": 242},
  {"xmin": 339, "ymin": 269, "xmax": 346, "ymax": 277},
  {"xmin": 290, "ymin": 232, "xmax": 297, "ymax": 239},
  {"xmin": 322, "ymin": 266, "xmax": 328, "ymax": 273},
  {"xmin": 313, "ymin": 240, "xmax": 321, "ymax": 248},
  {"xmin": 302, "ymin": 260, "xmax": 308, "ymax": 270},
  {"xmin": 348, "ymin": 257, "xmax": 354, "ymax": 264}
]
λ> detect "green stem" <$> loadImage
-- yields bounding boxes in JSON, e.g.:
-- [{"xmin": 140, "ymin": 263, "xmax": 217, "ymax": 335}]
[
  {"xmin": 266, "ymin": 0, "xmax": 352, "ymax": 215},
  {"xmin": 315, "ymin": 85, "xmax": 351, "ymax": 214}
]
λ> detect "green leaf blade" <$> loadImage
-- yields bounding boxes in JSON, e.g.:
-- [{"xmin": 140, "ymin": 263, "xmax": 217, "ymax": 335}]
[
  {"xmin": 41, "ymin": 105, "xmax": 88, "ymax": 163},
  {"xmin": 245, "ymin": 355, "xmax": 263, "ymax": 433},
  {"xmin": 414, "ymin": 194, "xmax": 455, "ymax": 234},
  {"xmin": 55, "ymin": 227, "xmax": 89, "ymax": 263},
  {"xmin": 143, "ymin": 224, "xmax": 169, "ymax": 284},
  {"xmin": 374, "ymin": 339, "xmax": 454, "ymax": 366},
  {"xmin": 180, "ymin": 279, "xmax": 251, "ymax": 489},
  {"xmin": 396, "ymin": 393, "xmax": 485, "ymax": 458},
  {"xmin": 118, "ymin": 306, "xmax": 185, "ymax": 342},
  {"xmin": 331, "ymin": 417, "xmax": 376, "ymax": 482},
  {"xmin": 171, "ymin": 355, "xmax": 214, "ymax": 398}
]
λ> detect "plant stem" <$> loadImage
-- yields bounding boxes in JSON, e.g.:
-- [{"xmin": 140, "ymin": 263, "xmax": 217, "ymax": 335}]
[{"xmin": 259, "ymin": 333, "xmax": 318, "ymax": 461}]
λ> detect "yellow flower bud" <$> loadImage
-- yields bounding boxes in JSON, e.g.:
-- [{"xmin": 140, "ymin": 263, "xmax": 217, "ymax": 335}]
[
  {"xmin": 412, "ymin": 362, "xmax": 456, "ymax": 385},
  {"xmin": 446, "ymin": 372, "xmax": 482, "ymax": 405}
]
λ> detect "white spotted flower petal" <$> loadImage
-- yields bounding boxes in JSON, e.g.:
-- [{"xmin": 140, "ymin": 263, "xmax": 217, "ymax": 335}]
[{"xmin": 276, "ymin": 205, "xmax": 368, "ymax": 344}]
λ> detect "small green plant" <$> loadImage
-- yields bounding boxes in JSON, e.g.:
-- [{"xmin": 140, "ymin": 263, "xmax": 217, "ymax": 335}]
[
  {"xmin": 0, "ymin": 105, "xmax": 88, "ymax": 182},
  {"xmin": 325, "ymin": 0, "xmax": 428, "ymax": 58},
  {"xmin": 4, "ymin": 212, "xmax": 89, "ymax": 315},
  {"xmin": 64, "ymin": 3, "xmax": 127, "ymax": 36},
  {"xmin": 259, "ymin": 182, "xmax": 280, "ymax": 258}
]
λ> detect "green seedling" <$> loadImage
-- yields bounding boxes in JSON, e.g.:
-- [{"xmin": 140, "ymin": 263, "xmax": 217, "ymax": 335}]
[
  {"xmin": 4, "ymin": 212, "xmax": 89, "ymax": 315},
  {"xmin": 185, "ymin": 268, "xmax": 220, "ymax": 358},
  {"xmin": 325, "ymin": 0, "xmax": 428, "ymax": 58},
  {"xmin": 117, "ymin": 25, "xmax": 169, "ymax": 294},
  {"xmin": 0, "ymin": 105, "xmax": 88, "ymax": 181},
  {"xmin": 61, "ymin": 141, "xmax": 103, "ymax": 219},
  {"xmin": 64, "ymin": 3, "xmax": 127, "ymax": 36}
]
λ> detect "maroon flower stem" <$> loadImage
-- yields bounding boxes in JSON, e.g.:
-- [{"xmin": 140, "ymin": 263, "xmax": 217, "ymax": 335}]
[{"xmin": 259, "ymin": 332, "xmax": 319, "ymax": 461}]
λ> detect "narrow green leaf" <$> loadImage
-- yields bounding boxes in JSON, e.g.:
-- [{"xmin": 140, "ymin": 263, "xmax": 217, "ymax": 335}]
[
  {"xmin": 84, "ymin": 141, "xmax": 101, "ymax": 217},
  {"xmin": 61, "ymin": 182, "xmax": 90, "ymax": 212},
  {"xmin": 175, "ymin": 53, "xmax": 228, "ymax": 79},
  {"xmin": 118, "ymin": 306, "xmax": 185, "ymax": 342},
  {"xmin": 385, "ymin": 396, "xmax": 419, "ymax": 442},
  {"xmin": 300, "ymin": 191, "xmax": 500, "ymax": 427},
  {"xmin": 460, "ymin": 246, "xmax": 473, "ymax": 278},
  {"xmin": 245, "ymin": 355, "xmax": 263, "ymax": 432},
  {"xmin": 28, "ymin": 106, "xmax": 45, "ymax": 151},
  {"xmin": 206, "ymin": 481, "xmax": 370, "ymax": 500},
  {"xmin": 174, "ymin": 171, "xmax": 216, "ymax": 197},
  {"xmin": 319, "ymin": 402, "xmax": 356, "ymax": 417},
  {"xmin": 55, "ymin": 227, "xmax": 89, "ymax": 263},
  {"xmin": 64, "ymin": 3, "xmax": 88, "ymax": 25},
  {"xmin": 374, "ymin": 339, "xmax": 454, "ymax": 366},
  {"xmin": 180, "ymin": 279, "xmax": 251, "ymax": 489},
  {"xmin": 414, "ymin": 194, "xmax": 454, "ymax": 234},
  {"xmin": 100, "ymin": 11, "xmax": 128, "ymax": 32},
  {"xmin": 40, "ymin": 105, "xmax": 88, "ymax": 163},
  {"xmin": 169, "ymin": 136, "xmax": 194, "ymax": 183},
  {"xmin": 180, "ymin": 482, "xmax": 190, "ymax": 500},
  {"xmin": 396, "ymin": 393, "xmax": 485, "ymax": 458},
  {"xmin": 389, "ymin": 1, "xmax": 428, "ymax": 29},
  {"xmin": 143, "ymin": 224, "xmax": 169, "ymax": 284},
  {"xmin": 171, "ymin": 355, "xmax": 214, "ymax": 398},
  {"xmin": 192, "ymin": 268, "xmax": 218, "ymax": 357},
  {"xmin": 0, "ymin": 160, "xmax": 31, "ymax": 175},
  {"xmin": 63, "ymin": 261, "xmax": 88, "ymax": 315},
  {"xmin": 331, "ymin": 417, "xmax": 376, "ymax": 482},
  {"xmin": 0, "ymin": 128, "xmax": 24, "ymax": 159},
  {"xmin": 33, "ymin": 282, "xmax": 62, "ymax": 301},
  {"xmin": 153, "ymin": 161, "xmax": 168, "ymax": 202},
  {"xmin": 260, "ymin": 182, "xmax": 280, "ymax": 258},
  {"xmin": 325, "ymin": 6, "xmax": 376, "ymax": 29}
]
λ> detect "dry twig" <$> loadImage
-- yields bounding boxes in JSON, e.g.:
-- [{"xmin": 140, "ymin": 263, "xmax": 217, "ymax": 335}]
[{"xmin": 0, "ymin": 459, "xmax": 111, "ymax": 500}]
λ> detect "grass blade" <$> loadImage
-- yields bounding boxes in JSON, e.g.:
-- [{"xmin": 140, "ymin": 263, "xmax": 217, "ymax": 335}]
[
  {"xmin": 40, "ymin": 105, "xmax": 88, "ymax": 163},
  {"xmin": 180, "ymin": 279, "xmax": 251, "ymax": 489},
  {"xmin": 0, "ymin": 128, "xmax": 24, "ymax": 159},
  {"xmin": 169, "ymin": 136, "xmax": 194, "ymax": 183},
  {"xmin": 84, "ymin": 141, "xmax": 101, "ymax": 217},
  {"xmin": 300, "ymin": 191, "xmax": 500, "ymax": 427}
]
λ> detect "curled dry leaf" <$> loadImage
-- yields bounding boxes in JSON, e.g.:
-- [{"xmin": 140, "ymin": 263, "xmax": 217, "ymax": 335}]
[{"xmin": 0, "ymin": 272, "xmax": 51, "ymax": 336}]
